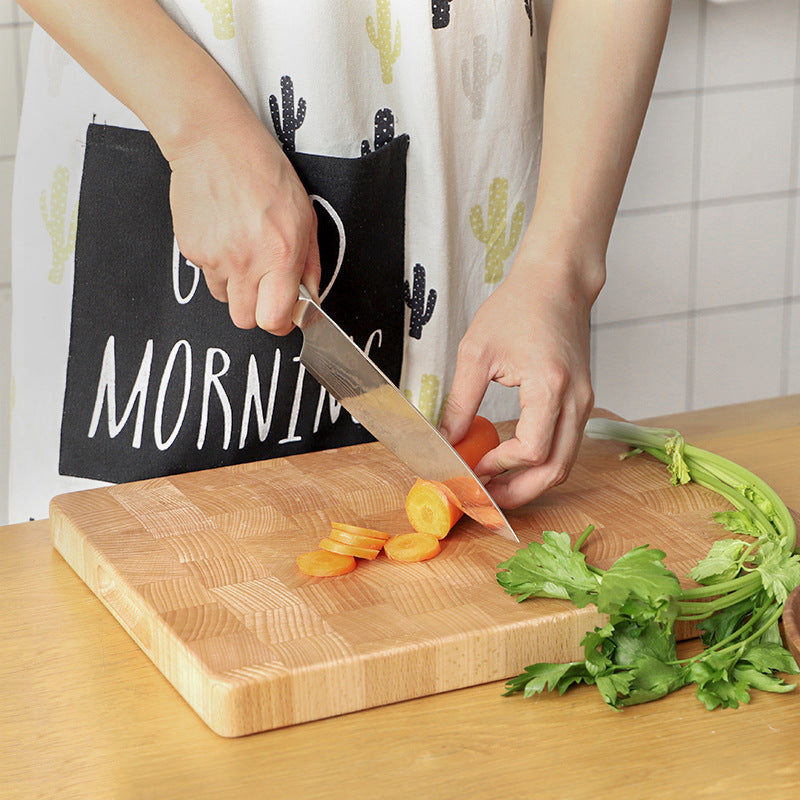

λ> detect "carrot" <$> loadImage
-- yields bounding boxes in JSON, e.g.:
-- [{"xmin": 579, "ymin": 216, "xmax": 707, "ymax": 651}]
[
  {"xmin": 405, "ymin": 477, "xmax": 463, "ymax": 539},
  {"xmin": 403, "ymin": 415, "xmax": 500, "ymax": 535},
  {"xmin": 297, "ymin": 549, "xmax": 357, "ymax": 577},
  {"xmin": 328, "ymin": 527, "xmax": 388, "ymax": 550},
  {"xmin": 330, "ymin": 522, "xmax": 390, "ymax": 541},
  {"xmin": 319, "ymin": 537, "xmax": 381, "ymax": 560},
  {"xmin": 453, "ymin": 414, "xmax": 500, "ymax": 470},
  {"xmin": 384, "ymin": 532, "xmax": 441, "ymax": 562}
]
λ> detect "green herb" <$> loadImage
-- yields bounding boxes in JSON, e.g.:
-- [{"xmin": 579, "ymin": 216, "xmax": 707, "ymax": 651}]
[{"xmin": 497, "ymin": 418, "xmax": 800, "ymax": 710}]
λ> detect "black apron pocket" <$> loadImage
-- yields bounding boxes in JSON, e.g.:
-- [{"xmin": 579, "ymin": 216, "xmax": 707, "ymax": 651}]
[{"xmin": 60, "ymin": 123, "xmax": 408, "ymax": 483}]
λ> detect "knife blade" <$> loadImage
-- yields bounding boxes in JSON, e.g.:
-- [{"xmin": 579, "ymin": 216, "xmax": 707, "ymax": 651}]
[{"xmin": 292, "ymin": 286, "xmax": 518, "ymax": 542}]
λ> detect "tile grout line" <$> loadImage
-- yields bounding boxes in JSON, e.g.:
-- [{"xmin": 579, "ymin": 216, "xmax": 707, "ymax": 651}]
[
  {"xmin": 684, "ymin": 1, "xmax": 706, "ymax": 413},
  {"xmin": 618, "ymin": 187, "xmax": 800, "ymax": 219},
  {"xmin": 594, "ymin": 296, "xmax": 798, "ymax": 333},
  {"xmin": 779, "ymin": 5, "xmax": 800, "ymax": 394},
  {"xmin": 653, "ymin": 76, "xmax": 800, "ymax": 103}
]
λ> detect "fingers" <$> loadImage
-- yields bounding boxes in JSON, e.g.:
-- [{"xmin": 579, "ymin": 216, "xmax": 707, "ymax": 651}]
[
  {"xmin": 191, "ymin": 202, "xmax": 321, "ymax": 334},
  {"xmin": 439, "ymin": 337, "xmax": 491, "ymax": 447},
  {"xmin": 483, "ymin": 402, "xmax": 587, "ymax": 509},
  {"xmin": 168, "ymin": 118, "xmax": 321, "ymax": 336},
  {"xmin": 466, "ymin": 348, "xmax": 593, "ymax": 509}
]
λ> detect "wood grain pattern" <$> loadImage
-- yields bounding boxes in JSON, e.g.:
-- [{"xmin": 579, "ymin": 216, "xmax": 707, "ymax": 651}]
[
  {"xmin": 50, "ymin": 422, "xmax": 750, "ymax": 737},
  {"xmin": 784, "ymin": 586, "xmax": 800, "ymax": 666}
]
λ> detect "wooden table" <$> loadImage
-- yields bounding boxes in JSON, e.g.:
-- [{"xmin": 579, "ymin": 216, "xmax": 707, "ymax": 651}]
[{"xmin": 2, "ymin": 396, "xmax": 799, "ymax": 799}]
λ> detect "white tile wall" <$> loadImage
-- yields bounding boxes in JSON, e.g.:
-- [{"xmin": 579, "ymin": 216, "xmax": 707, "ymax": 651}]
[
  {"xmin": 597, "ymin": 207, "xmax": 692, "ymax": 323},
  {"xmin": 594, "ymin": 317, "xmax": 691, "ymax": 420},
  {"xmin": 695, "ymin": 196, "xmax": 789, "ymax": 308},
  {"xmin": 594, "ymin": 0, "xmax": 800, "ymax": 424},
  {"xmin": 619, "ymin": 94, "xmax": 696, "ymax": 211},
  {"xmin": 2, "ymin": 0, "xmax": 800, "ymax": 524},
  {"xmin": 699, "ymin": 84, "xmax": 795, "ymax": 200},
  {"xmin": 703, "ymin": 0, "xmax": 799, "ymax": 88},
  {"xmin": 692, "ymin": 304, "xmax": 785, "ymax": 408},
  {"xmin": 789, "ymin": 301, "xmax": 800, "ymax": 393}
]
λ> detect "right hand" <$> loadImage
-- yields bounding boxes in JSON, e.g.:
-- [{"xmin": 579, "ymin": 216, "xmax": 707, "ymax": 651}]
[{"xmin": 167, "ymin": 110, "xmax": 321, "ymax": 334}]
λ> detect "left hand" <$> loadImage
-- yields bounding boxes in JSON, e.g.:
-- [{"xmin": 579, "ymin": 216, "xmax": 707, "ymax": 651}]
[{"xmin": 439, "ymin": 254, "xmax": 600, "ymax": 509}]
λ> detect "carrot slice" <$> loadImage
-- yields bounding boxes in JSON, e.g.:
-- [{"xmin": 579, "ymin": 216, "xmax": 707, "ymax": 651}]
[
  {"xmin": 453, "ymin": 415, "xmax": 500, "ymax": 471},
  {"xmin": 405, "ymin": 477, "xmax": 463, "ymax": 539},
  {"xmin": 328, "ymin": 527, "xmax": 387, "ymax": 550},
  {"xmin": 297, "ymin": 549, "xmax": 357, "ymax": 577},
  {"xmin": 384, "ymin": 532, "xmax": 441, "ymax": 562},
  {"xmin": 330, "ymin": 522, "xmax": 390, "ymax": 541},
  {"xmin": 319, "ymin": 537, "xmax": 381, "ymax": 560}
]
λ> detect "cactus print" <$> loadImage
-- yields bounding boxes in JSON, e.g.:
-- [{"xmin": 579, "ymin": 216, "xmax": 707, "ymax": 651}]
[
  {"xmin": 524, "ymin": 0, "xmax": 533, "ymax": 36},
  {"xmin": 201, "ymin": 0, "xmax": 235, "ymax": 40},
  {"xmin": 366, "ymin": 0, "xmax": 402, "ymax": 84},
  {"xmin": 469, "ymin": 177, "xmax": 525, "ymax": 284},
  {"xmin": 462, "ymin": 35, "xmax": 502, "ymax": 120},
  {"xmin": 361, "ymin": 108, "xmax": 395, "ymax": 156},
  {"xmin": 431, "ymin": 0, "xmax": 453, "ymax": 29},
  {"xmin": 405, "ymin": 374, "xmax": 443, "ymax": 424},
  {"xmin": 40, "ymin": 166, "xmax": 77, "ymax": 285},
  {"xmin": 269, "ymin": 75, "xmax": 306, "ymax": 153},
  {"xmin": 403, "ymin": 263, "xmax": 437, "ymax": 339}
]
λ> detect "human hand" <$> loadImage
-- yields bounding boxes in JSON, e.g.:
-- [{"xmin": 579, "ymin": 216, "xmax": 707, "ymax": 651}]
[
  {"xmin": 439, "ymin": 256, "xmax": 600, "ymax": 509},
  {"xmin": 167, "ymin": 110, "xmax": 320, "ymax": 333}
]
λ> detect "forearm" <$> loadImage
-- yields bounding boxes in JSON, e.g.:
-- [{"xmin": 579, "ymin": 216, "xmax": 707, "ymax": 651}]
[
  {"xmin": 521, "ymin": 0, "xmax": 671, "ymax": 295},
  {"xmin": 17, "ymin": 0, "xmax": 253, "ymax": 160}
]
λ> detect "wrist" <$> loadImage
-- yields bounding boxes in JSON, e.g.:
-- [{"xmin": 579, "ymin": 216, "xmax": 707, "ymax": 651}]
[
  {"xmin": 509, "ymin": 217, "xmax": 607, "ymax": 308},
  {"xmin": 148, "ymin": 58, "xmax": 258, "ymax": 164}
]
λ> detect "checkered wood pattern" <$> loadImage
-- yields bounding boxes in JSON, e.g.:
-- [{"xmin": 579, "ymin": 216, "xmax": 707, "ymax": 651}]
[{"xmin": 50, "ymin": 422, "xmax": 734, "ymax": 736}]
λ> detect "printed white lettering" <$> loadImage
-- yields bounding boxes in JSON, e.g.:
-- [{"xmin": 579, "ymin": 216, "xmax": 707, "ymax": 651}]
[
  {"xmin": 154, "ymin": 339, "xmax": 192, "ymax": 451},
  {"xmin": 88, "ymin": 335, "xmax": 152, "ymax": 448},
  {"xmin": 363, "ymin": 328, "xmax": 382, "ymax": 357},
  {"xmin": 239, "ymin": 350, "xmax": 282, "ymax": 449},
  {"xmin": 309, "ymin": 194, "xmax": 345, "ymax": 303},
  {"xmin": 171, "ymin": 238, "xmax": 200, "ymax": 304},
  {"xmin": 198, "ymin": 347, "xmax": 232, "ymax": 450},
  {"xmin": 279, "ymin": 356, "xmax": 306, "ymax": 444},
  {"xmin": 313, "ymin": 385, "xmax": 342, "ymax": 433}
]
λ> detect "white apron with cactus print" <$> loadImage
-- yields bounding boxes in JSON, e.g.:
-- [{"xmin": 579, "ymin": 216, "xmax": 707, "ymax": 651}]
[{"xmin": 9, "ymin": 0, "xmax": 550, "ymax": 523}]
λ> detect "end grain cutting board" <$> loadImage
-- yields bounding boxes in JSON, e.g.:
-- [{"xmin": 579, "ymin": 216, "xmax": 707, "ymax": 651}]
[{"xmin": 50, "ymin": 418, "xmax": 751, "ymax": 736}]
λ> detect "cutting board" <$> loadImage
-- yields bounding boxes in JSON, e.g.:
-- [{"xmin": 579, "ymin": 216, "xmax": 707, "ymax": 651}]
[{"xmin": 50, "ymin": 418, "xmax": 745, "ymax": 737}]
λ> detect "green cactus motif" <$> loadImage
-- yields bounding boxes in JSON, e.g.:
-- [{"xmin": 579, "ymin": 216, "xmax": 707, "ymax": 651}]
[
  {"xmin": 366, "ymin": 0, "xmax": 402, "ymax": 84},
  {"xmin": 469, "ymin": 177, "xmax": 525, "ymax": 284},
  {"xmin": 40, "ymin": 166, "xmax": 78, "ymax": 285},
  {"xmin": 201, "ymin": 0, "xmax": 235, "ymax": 40},
  {"xmin": 404, "ymin": 374, "xmax": 444, "ymax": 425}
]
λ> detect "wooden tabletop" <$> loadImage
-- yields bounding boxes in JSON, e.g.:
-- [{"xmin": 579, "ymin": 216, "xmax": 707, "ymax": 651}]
[{"xmin": 2, "ymin": 396, "xmax": 799, "ymax": 800}]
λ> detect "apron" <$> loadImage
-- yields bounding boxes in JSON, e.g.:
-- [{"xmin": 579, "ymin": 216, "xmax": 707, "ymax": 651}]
[{"xmin": 9, "ymin": 0, "xmax": 548, "ymax": 522}]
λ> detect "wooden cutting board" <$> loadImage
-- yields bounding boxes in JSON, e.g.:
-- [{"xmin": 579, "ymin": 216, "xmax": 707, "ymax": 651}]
[{"xmin": 50, "ymin": 419, "xmax": 744, "ymax": 737}]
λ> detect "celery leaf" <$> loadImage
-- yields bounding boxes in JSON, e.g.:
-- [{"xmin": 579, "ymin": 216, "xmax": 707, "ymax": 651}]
[
  {"xmin": 496, "ymin": 531, "xmax": 600, "ymax": 606},
  {"xmin": 688, "ymin": 539, "xmax": 747, "ymax": 585},
  {"xmin": 596, "ymin": 546, "xmax": 681, "ymax": 626}
]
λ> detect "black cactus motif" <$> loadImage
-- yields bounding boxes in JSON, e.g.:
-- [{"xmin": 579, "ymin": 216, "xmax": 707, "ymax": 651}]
[
  {"xmin": 524, "ymin": 0, "xmax": 533, "ymax": 36},
  {"xmin": 404, "ymin": 263, "xmax": 437, "ymax": 339},
  {"xmin": 431, "ymin": 0, "xmax": 452, "ymax": 29},
  {"xmin": 269, "ymin": 75, "xmax": 306, "ymax": 153},
  {"xmin": 361, "ymin": 108, "xmax": 396, "ymax": 156}
]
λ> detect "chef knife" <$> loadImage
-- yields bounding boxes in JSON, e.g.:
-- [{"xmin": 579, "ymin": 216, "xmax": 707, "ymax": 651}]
[{"xmin": 292, "ymin": 286, "xmax": 518, "ymax": 542}]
